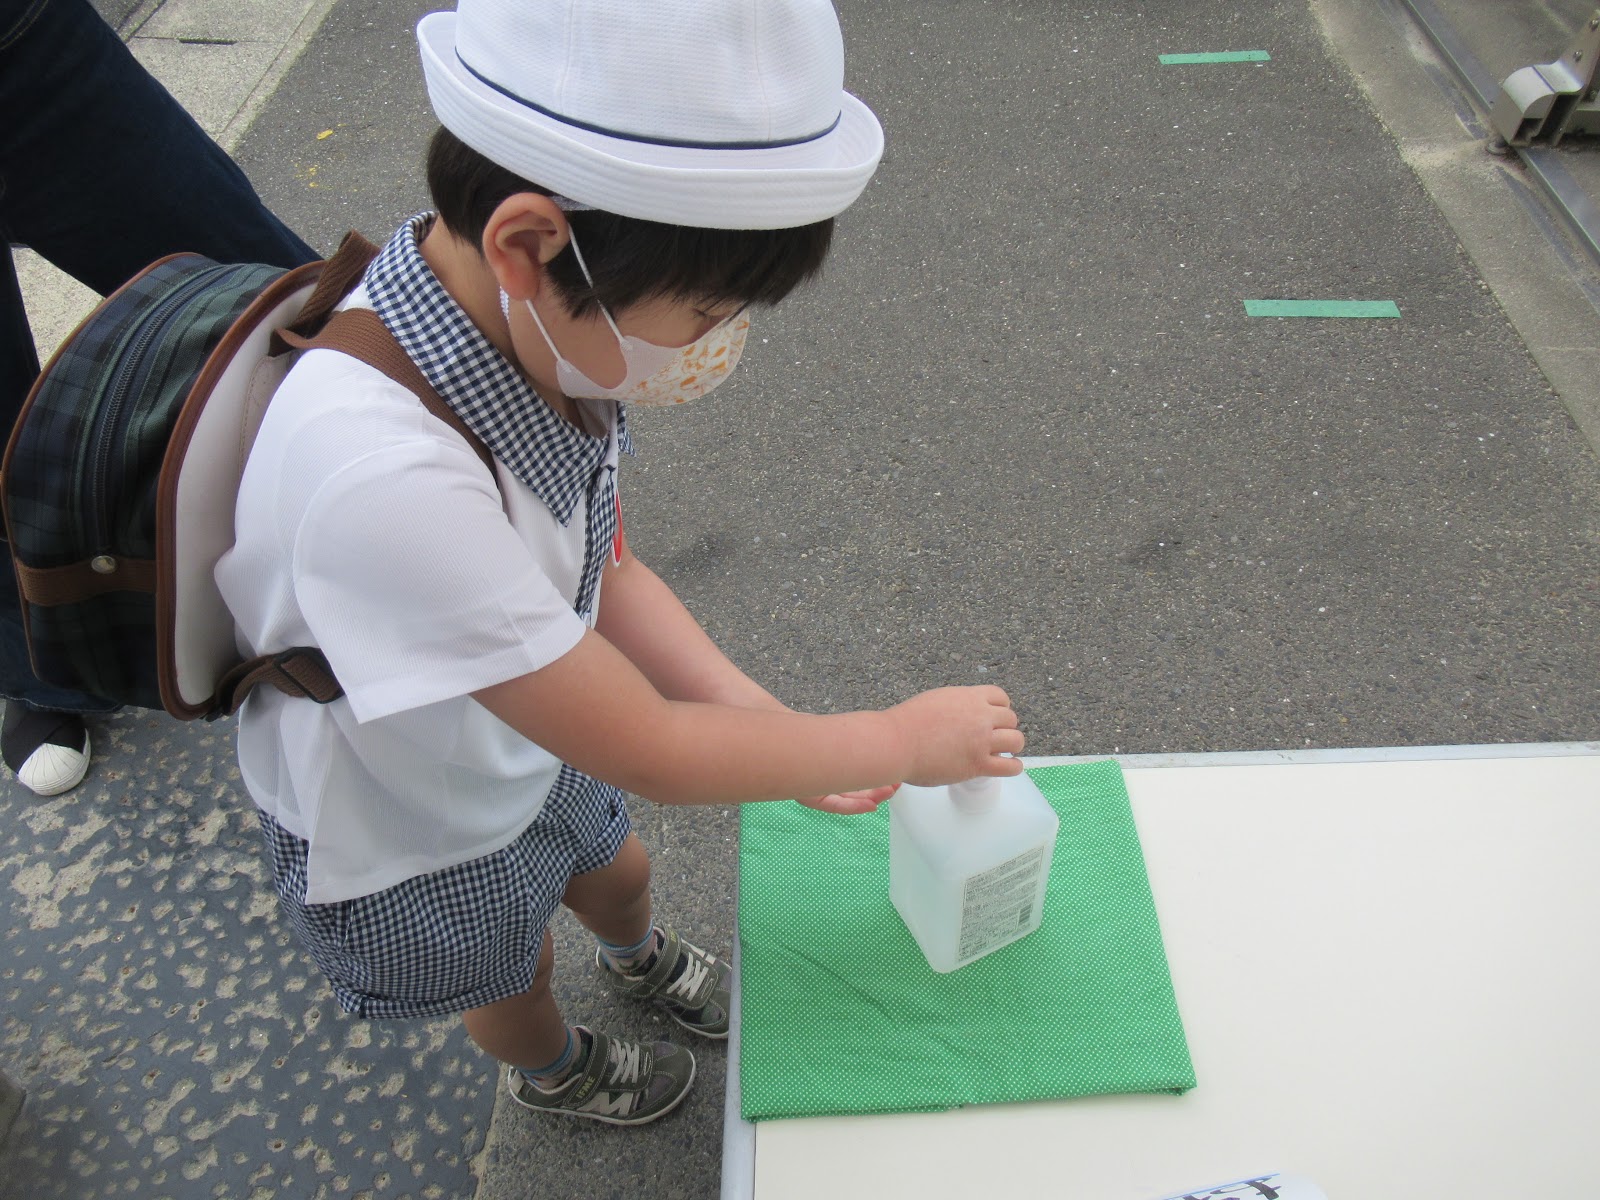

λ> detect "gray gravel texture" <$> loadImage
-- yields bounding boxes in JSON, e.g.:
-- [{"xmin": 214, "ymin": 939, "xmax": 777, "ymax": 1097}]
[{"xmin": 0, "ymin": 714, "xmax": 492, "ymax": 1200}]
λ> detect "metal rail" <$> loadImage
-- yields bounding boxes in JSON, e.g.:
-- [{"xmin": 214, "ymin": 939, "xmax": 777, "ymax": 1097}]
[{"xmin": 1392, "ymin": 0, "xmax": 1600, "ymax": 269}]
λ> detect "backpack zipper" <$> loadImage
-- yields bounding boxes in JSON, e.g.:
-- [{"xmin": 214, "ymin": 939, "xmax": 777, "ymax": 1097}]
[{"xmin": 89, "ymin": 263, "xmax": 233, "ymax": 555}]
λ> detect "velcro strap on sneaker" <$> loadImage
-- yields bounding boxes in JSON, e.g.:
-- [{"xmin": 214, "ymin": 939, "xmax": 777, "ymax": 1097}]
[
  {"xmin": 566, "ymin": 1032, "xmax": 613, "ymax": 1107},
  {"xmin": 618, "ymin": 927, "xmax": 682, "ymax": 998},
  {"xmin": 641, "ymin": 928, "xmax": 718, "ymax": 1011}
]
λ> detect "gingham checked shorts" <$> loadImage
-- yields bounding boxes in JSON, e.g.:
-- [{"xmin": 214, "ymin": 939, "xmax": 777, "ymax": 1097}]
[{"xmin": 257, "ymin": 765, "xmax": 631, "ymax": 1019}]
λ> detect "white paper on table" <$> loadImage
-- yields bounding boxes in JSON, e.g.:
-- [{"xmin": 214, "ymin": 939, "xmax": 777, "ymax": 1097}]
[{"xmin": 1155, "ymin": 1172, "xmax": 1327, "ymax": 1200}]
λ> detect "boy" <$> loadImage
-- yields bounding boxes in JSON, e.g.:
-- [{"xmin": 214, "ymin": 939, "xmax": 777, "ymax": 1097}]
[{"xmin": 217, "ymin": 0, "xmax": 1025, "ymax": 1126}]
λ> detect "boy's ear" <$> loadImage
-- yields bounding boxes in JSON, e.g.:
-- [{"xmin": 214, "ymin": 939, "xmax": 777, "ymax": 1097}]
[{"xmin": 481, "ymin": 193, "xmax": 570, "ymax": 301}]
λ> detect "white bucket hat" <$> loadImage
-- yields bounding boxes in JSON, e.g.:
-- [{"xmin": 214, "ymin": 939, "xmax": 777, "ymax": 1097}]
[{"xmin": 417, "ymin": 0, "xmax": 885, "ymax": 230}]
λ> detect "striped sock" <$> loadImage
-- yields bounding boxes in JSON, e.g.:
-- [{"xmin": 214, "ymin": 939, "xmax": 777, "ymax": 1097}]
[
  {"xmin": 517, "ymin": 1026, "xmax": 587, "ymax": 1090},
  {"xmin": 598, "ymin": 926, "xmax": 661, "ymax": 975}
]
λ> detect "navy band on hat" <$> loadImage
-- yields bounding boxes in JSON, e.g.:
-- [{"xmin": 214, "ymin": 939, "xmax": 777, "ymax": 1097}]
[{"xmin": 457, "ymin": 52, "xmax": 842, "ymax": 152}]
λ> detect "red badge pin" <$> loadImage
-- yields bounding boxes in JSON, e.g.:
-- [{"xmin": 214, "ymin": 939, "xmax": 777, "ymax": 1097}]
[{"xmin": 612, "ymin": 492, "xmax": 624, "ymax": 565}]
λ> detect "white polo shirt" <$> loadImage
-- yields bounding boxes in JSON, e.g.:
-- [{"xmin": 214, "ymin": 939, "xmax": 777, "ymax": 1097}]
[{"xmin": 217, "ymin": 228, "xmax": 624, "ymax": 904}]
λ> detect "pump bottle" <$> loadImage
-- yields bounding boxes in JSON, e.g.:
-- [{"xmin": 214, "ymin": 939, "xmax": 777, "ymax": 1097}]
[{"xmin": 889, "ymin": 773, "xmax": 1059, "ymax": 973}]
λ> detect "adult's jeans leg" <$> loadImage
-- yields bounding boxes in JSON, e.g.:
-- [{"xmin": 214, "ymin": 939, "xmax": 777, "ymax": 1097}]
[
  {"xmin": 0, "ymin": 245, "xmax": 36, "ymax": 441},
  {"xmin": 0, "ymin": 0, "xmax": 318, "ymax": 330}
]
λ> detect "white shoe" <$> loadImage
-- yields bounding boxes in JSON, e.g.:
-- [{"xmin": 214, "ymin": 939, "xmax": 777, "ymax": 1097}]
[
  {"xmin": 2, "ymin": 708, "xmax": 91, "ymax": 796},
  {"xmin": 17, "ymin": 732, "xmax": 91, "ymax": 795}
]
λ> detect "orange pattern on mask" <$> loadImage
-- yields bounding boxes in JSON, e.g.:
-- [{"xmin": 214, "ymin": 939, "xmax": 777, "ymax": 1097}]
[{"xmin": 622, "ymin": 314, "xmax": 751, "ymax": 406}]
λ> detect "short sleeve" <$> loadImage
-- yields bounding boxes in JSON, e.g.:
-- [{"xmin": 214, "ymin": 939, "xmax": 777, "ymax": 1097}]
[{"xmin": 291, "ymin": 430, "xmax": 587, "ymax": 724}]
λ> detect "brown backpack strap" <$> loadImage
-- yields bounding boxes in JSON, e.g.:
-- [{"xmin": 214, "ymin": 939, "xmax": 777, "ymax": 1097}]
[
  {"xmin": 266, "ymin": 228, "xmax": 493, "ymax": 474},
  {"xmin": 278, "ymin": 308, "xmax": 497, "ymax": 477},
  {"xmin": 213, "ymin": 647, "xmax": 343, "ymax": 717},
  {"xmin": 276, "ymin": 230, "xmax": 382, "ymax": 345}
]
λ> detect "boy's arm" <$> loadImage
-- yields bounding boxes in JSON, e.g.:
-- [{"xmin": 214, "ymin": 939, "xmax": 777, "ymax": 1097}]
[
  {"xmin": 593, "ymin": 539, "xmax": 898, "ymax": 812},
  {"xmin": 594, "ymin": 536, "xmax": 781, "ymax": 711},
  {"xmin": 471, "ymin": 627, "xmax": 1023, "ymax": 809}
]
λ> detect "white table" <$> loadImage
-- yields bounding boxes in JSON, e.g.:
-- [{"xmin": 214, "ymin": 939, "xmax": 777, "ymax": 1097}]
[{"xmin": 721, "ymin": 743, "xmax": 1600, "ymax": 1200}]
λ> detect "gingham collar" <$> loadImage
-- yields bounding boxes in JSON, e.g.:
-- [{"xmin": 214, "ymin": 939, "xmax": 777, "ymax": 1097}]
[{"xmin": 363, "ymin": 213, "xmax": 631, "ymax": 526}]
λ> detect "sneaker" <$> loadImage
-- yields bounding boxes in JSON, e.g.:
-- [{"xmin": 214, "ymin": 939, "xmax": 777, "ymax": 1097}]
[
  {"xmin": 596, "ymin": 926, "xmax": 731, "ymax": 1040},
  {"xmin": 1, "ymin": 705, "xmax": 90, "ymax": 796},
  {"xmin": 504, "ymin": 1027, "xmax": 694, "ymax": 1126}
]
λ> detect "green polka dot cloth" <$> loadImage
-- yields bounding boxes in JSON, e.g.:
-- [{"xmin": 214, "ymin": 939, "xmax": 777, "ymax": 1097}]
[{"xmin": 737, "ymin": 760, "xmax": 1195, "ymax": 1121}]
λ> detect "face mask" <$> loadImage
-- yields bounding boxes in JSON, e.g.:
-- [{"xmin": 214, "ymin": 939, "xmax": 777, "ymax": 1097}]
[{"xmin": 502, "ymin": 226, "xmax": 750, "ymax": 407}]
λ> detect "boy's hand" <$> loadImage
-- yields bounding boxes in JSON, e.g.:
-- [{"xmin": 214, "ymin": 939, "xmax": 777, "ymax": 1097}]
[
  {"xmin": 795, "ymin": 784, "xmax": 899, "ymax": 816},
  {"xmin": 887, "ymin": 685, "xmax": 1025, "ymax": 787}
]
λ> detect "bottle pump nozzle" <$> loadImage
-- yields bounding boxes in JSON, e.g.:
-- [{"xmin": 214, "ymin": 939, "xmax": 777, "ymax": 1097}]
[{"xmin": 949, "ymin": 776, "xmax": 1001, "ymax": 813}]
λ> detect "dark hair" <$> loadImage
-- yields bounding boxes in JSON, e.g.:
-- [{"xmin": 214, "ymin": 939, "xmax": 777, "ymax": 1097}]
[{"xmin": 425, "ymin": 126, "xmax": 834, "ymax": 318}]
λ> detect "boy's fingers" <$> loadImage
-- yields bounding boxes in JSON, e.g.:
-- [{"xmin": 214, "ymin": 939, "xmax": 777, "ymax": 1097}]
[
  {"xmin": 847, "ymin": 783, "xmax": 897, "ymax": 798},
  {"xmin": 836, "ymin": 794, "xmax": 885, "ymax": 814},
  {"xmin": 994, "ymin": 728, "xmax": 1025, "ymax": 755},
  {"xmin": 797, "ymin": 790, "xmax": 890, "ymax": 815},
  {"xmin": 985, "ymin": 755, "xmax": 1026, "ymax": 776}
]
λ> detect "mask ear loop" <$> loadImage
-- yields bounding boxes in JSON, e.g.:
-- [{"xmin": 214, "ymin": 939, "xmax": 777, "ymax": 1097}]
[
  {"xmin": 496, "ymin": 199, "xmax": 624, "ymax": 356},
  {"xmin": 555, "ymin": 209, "xmax": 742, "ymax": 347},
  {"xmin": 562, "ymin": 224, "xmax": 627, "ymax": 346},
  {"xmin": 499, "ymin": 221, "xmax": 626, "ymax": 368},
  {"xmin": 509, "ymin": 287, "xmax": 565, "ymax": 362},
  {"xmin": 502, "ymin": 284, "xmax": 577, "ymax": 376}
]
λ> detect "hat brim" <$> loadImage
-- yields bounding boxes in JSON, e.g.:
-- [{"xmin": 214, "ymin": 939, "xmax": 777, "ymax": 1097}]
[{"xmin": 418, "ymin": 11, "xmax": 884, "ymax": 231}]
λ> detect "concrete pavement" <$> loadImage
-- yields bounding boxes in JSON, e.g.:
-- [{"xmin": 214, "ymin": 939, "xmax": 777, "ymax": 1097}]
[{"xmin": 6, "ymin": 1, "xmax": 1600, "ymax": 1198}]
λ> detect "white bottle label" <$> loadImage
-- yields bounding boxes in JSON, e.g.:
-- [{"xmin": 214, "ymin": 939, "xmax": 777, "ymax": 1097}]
[
  {"xmin": 957, "ymin": 846, "xmax": 1046, "ymax": 962},
  {"xmin": 1153, "ymin": 1172, "xmax": 1326, "ymax": 1200}
]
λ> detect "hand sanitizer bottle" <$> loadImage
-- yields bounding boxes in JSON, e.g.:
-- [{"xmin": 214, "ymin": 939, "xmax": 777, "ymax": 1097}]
[{"xmin": 889, "ymin": 774, "xmax": 1060, "ymax": 973}]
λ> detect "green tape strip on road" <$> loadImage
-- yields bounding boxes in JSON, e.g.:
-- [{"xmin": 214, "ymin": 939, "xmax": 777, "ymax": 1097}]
[
  {"xmin": 1244, "ymin": 299, "xmax": 1402, "ymax": 318},
  {"xmin": 1159, "ymin": 50, "xmax": 1271, "ymax": 64}
]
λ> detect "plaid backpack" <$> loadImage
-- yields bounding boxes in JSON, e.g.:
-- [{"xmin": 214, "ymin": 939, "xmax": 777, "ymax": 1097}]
[{"xmin": 1, "ymin": 232, "xmax": 491, "ymax": 719}]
